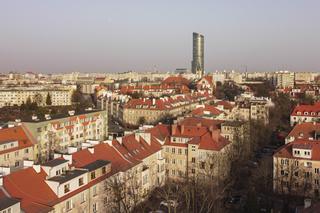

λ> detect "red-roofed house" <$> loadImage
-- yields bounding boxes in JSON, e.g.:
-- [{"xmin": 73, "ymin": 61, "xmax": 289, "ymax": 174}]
[
  {"xmin": 0, "ymin": 126, "xmax": 34, "ymax": 171},
  {"xmin": 290, "ymin": 102, "xmax": 320, "ymax": 126},
  {"xmin": 197, "ymin": 75, "xmax": 214, "ymax": 93},
  {"xmin": 191, "ymin": 104, "xmax": 225, "ymax": 120},
  {"xmin": 273, "ymin": 138, "xmax": 320, "ymax": 197},
  {"xmin": 286, "ymin": 122, "xmax": 320, "ymax": 144}
]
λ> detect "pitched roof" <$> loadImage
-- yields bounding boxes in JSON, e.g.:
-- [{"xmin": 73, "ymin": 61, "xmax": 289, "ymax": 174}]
[
  {"xmin": 291, "ymin": 102, "xmax": 320, "ymax": 116},
  {"xmin": 0, "ymin": 126, "xmax": 33, "ymax": 155},
  {"xmin": 274, "ymin": 139, "xmax": 320, "ymax": 161},
  {"xmin": 162, "ymin": 76, "xmax": 190, "ymax": 86},
  {"xmin": 191, "ymin": 105, "xmax": 223, "ymax": 117},
  {"xmin": 287, "ymin": 122, "xmax": 320, "ymax": 140}
]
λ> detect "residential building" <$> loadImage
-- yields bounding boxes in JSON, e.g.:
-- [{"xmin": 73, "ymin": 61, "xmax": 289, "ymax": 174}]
[
  {"xmin": 123, "ymin": 93, "xmax": 215, "ymax": 126},
  {"xmin": 273, "ymin": 139, "xmax": 320, "ymax": 197},
  {"xmin": 0, "ymin": 126, "xmax": 34, "ymax": 171},
  {"xmin": 0, "ymin": 85, "xmax": 76, "ymax": 107},
  {"xmin": 275, "ymin": 71, "xmax": 295, "ymax": 88},
  {"xmin": 21, "ymin": 110, "xmax": 108, "ymax": 162},
  {"xmin": 290, "ymin": 102, "xmax": 320, "ymax": 126},
  {"xmin": 285, "ymin": 122, "xmax": 320, "ymax": 144}
]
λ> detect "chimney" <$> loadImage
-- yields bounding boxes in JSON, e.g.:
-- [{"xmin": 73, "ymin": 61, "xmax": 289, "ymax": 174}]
[
  {"xmin": 211, "ymin": 129, "xmax": 220, "ymax": 142},
  {"xmin": 31, "ymin": 115, "xmax": 38, "ymax": 121},
  {"xmin": 117, "ymin": 137, "xmax": 123, "ymax": 144},
  {"xmin": 88, "ymin": 147, "xmax": 94, "ymax": 154},
  {"xmin": 172, "ymin": 124, "xmax": 177, "ymax": 135},
  {"xmin": 68, "ymin": 110, "xmax": 75, "ymax": 116},
  {"xmin": 181, "ymin": 125, "xmax": 185, "ymax": 134},
  {"xmin": 63, "ymin": 154, "xmax": 73, "ymax": 164},
  {"xmin": 197, "ymin": 123, "xmax": 202, "ymax": 128},
  {"xmin": 33, "ymin": 164, "xmax": 41, "ymax": 173}
]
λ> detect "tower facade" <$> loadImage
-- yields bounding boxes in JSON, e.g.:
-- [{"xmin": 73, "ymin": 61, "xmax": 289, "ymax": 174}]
[{"xmin": 191, "ymin": 32, "xmax": 204, "ymax": 77}]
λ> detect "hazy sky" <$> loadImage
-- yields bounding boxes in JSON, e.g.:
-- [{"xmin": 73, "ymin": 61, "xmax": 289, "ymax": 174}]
[{"xmin": 0, "ymin": 0, "xmax": 319, "ymax": 73}]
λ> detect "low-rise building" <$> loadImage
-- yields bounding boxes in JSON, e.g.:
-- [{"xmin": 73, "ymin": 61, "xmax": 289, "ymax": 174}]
[
  {"xmin": 273, "ymin": 139, "xmax": 320, "ymax": 197},
  {"xmin": 290, "ymin": 102, "xmax": 320, "ymax": 126},
  {"xmin": 0, "ymin": 126, "xmax": 34, "ymax": 171},
  {"xmin": 123, "ymin": 93, "xmax": 215, "ymax": 126}
]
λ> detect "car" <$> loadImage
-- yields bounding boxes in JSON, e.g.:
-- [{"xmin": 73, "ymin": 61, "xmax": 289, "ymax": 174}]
[
  {"xmin": 247, "ymin": 160, "xmax": 258, "ymax": 168},
  {"xmin": 225, "ymin": 195, "xmax": 246, "ymax": 209},
  {"xmin": 160, "ymin": 200, "xmax": 179, "ymax": 210}
]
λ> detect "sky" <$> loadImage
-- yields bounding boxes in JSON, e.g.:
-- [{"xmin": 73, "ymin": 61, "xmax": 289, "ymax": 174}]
[{"xmin": 0, "ymin": 0, "xmax": 319, "ymax": 73}]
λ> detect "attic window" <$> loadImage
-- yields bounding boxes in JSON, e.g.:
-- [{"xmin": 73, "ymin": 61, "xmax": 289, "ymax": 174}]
[
  {"xmin": 297, "ymin": 112, "xmax": 302, "ymax": 115},
  {"xmin": 304, "ymin": 112, "xmax": 309, "ymax": 115}
]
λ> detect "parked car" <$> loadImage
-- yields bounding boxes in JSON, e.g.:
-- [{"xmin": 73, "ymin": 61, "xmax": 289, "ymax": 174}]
[{"xmin": 225, "ymin": 195, "xmax": 246, "ymax": 209}]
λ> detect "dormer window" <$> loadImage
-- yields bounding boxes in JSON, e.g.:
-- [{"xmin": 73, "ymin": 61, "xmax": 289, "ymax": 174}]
[
  {"xmin": 91, "ymin": 171, "xmax": 96, "ymax": 179},
  {"xmin": 304, "ymin": 112, "xmax": 309, "ymax": 115},
  {"xmin": 297, "ymin": 111, "xmax": 302, "ymax": 115},
  {"xmin": 294, "ymin": 150, "xmax": 300, "ymax": 155},
  {"xmin": 311, "ymin": 112, "xmax": 316, "ymax": 116},
  {"xmin": 79, "ymin": 177, "xmax": 84, "ymax": 186}
]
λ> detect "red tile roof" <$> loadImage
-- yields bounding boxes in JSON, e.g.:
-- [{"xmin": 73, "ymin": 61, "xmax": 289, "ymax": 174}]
[
  {"xmin": 291, "ymin": 102, "xmax": 320, "ymax": 117},
  {"xmin": 274, "ymin": 139, "xmax": 320, "ymax": 161},
  {"xmin": 0, "ymin": 126, "xmax": 34, "ymax": 155},
  {"xmin": 287, "ymin": 122, "xmax": 320, "ymax": 140},
  {"xmin": 191, "ymin": 105, "xmax": 223, "ymax": 117},
  {"xmin": 162, "ymin": 76, "xmax": 190, "ymax": 86},
  {"xmin": 214, "ymin": 100, "xmax": 234, "ymax": 110}
]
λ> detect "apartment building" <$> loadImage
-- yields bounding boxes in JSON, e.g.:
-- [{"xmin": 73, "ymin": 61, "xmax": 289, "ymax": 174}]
[
  {"xmin": 232, "ymin": 93, "xmax": 272, "ymax": 124},
  {"xmin": 1, "ymin": 126, "xmax": 165, "ymax": 213},
  {"xmin": 22, "ymin": 110, "xmax": 108, "ymax": 162},
  {"xmin": 273, "ymin": 139, "xmax": 320, "ymax": 197},
  {"xmin": 275, "ymin": 71, "xmax": 295, "ymax": 88},
  {"xmin": 147, "ymin": 117, "xmax": 232, "ymax": 182},
  {"xmin": 0, "ymin": 85, "xmax": 76, "ymax": 107},
  {"xmin": 0, "ymin": 126, "xmax": 34, "ymax": 172},
  {"xmin": 290, "ymin": 102, "xmax": 320, "ymax": 126},
  {"xmin": 123, "ymin": 93, "xmax": 215, "ymax": 126}
]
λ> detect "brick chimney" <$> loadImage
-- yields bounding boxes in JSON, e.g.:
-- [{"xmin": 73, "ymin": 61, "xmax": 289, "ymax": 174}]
[
  {"xmin": 211, "ymin": 129, "xmax": 220, "ymax": 142},
  {"xmin": 172, "ymin": 124, "xmax": 177, "ymax": 135}
]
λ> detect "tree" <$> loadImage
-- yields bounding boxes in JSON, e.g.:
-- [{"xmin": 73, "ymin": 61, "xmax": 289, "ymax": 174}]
[
  {"xmin": 138, "ymin": 117, "xmax": 146, "ymax": 126},
  {"xmin": 46, "ymin": 93, "xmax": 52, "ymax": 106},
  {"xmin": 33, "ymin": 93, "xmax": 43, "ymax": 106}
]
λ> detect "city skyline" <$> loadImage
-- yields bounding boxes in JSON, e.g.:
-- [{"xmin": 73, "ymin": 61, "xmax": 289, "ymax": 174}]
[{"xmin": 0, "ymin": 0, "xmax": 319, "ymax": 73}]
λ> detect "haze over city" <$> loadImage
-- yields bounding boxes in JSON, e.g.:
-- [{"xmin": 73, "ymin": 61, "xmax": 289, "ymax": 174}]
[{"xmin": 1, "ymin": 0, "xmax": 320, "ymax": 73}]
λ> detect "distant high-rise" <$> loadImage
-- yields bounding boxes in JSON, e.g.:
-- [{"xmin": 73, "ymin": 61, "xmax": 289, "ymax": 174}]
[{"xmin": 191, "ymin": 32, "xmax": 204, "ymax": 77}]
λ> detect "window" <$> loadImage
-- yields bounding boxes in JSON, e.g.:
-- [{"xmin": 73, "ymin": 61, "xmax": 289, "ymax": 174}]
[
  {"xmin": 200, "ymin": 162, "xmax": 205, "ymax": 169},
  {"xmin": 294, "ymin": 171, "xmax": 299, "ymax": 177},
  {"xmin": 102, "ymin": 166, "xmax": 106, "ymax": 174},
  {"xmin": 165, "ymin": 147, "xmax": 169, "ymax": 152},
  {"xmin": 93, "ymin": 186, "xmax": 97, "ymax": 196},
  {"xmin": 280, "ymin": 170, "xmax": 285, "ymax": 176},
  {"xmin": 191, "ymin": 169, "xmax": 195, "ymax": 174},
  {"xmin": 172, "ymin": 148, "xmax": 175, "ymax": 154},
  {"xmin": 66, "ymin": 200, "xmax": 72, "ymax": 211},
  {"xmin": 172, "ymin": 169, "xmax": 175, "ymax": 175},
  {"xmin": 91, "ymin": 171, "xmax": 96, "ymax": 179},
  {"xmin": 315, "ymin": 179, "xmax": 319, "ymax": 185},
  {"xmin": 24, "ymin": 148, "xmax": 29, "ymax": 154},
  {"xmin": 315, "ymin": 168, "xmax": 320, "ymax": 174},
  {"xmin": 172, "ymin": 159, "xmax": 176, "ymax": 164},
  {"xmin": 64, "ymin": 184, "xmax": 70, "ymax": 193},
  {"xmin": 15, "ymin": 151, "xmax": 18, "ymax": 157},
  {"xmin": 191, "ymin": 157, "xmax": 196, "ymax": 163},
  {"xmin": 178, "ymin": 149, "xmax": 182, "ymax": 154},
  {"xmin": 80, "ymin": 192, "xmax": 86, "ymax": 203},
  {"xmin": 93, "ymin": 203, "xmax": 98, "ymax": 213},
  {"xmin": 79, "ymin": 177, "xmax": 84, "ymax": 186},
  {"xmin": 15, "ymin": 161, "xmax": 20, "ymax": 167}
]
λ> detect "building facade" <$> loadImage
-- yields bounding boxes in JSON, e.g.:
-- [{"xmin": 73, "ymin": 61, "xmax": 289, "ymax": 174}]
[{"xmin": 192, "ymin": 32, "xmax": 204, "ymax": 77}]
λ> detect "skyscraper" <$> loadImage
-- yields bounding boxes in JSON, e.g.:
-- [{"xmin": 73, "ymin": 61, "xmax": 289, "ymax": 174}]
[{"xmin": 191, "ymin": 32, "xmax": 204, "ymax": 77}]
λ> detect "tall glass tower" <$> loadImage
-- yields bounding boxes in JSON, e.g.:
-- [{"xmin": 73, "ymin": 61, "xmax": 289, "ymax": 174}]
[{"xmin": 191, "ymin": 32, "xmax": 204, "ymax": 77}]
